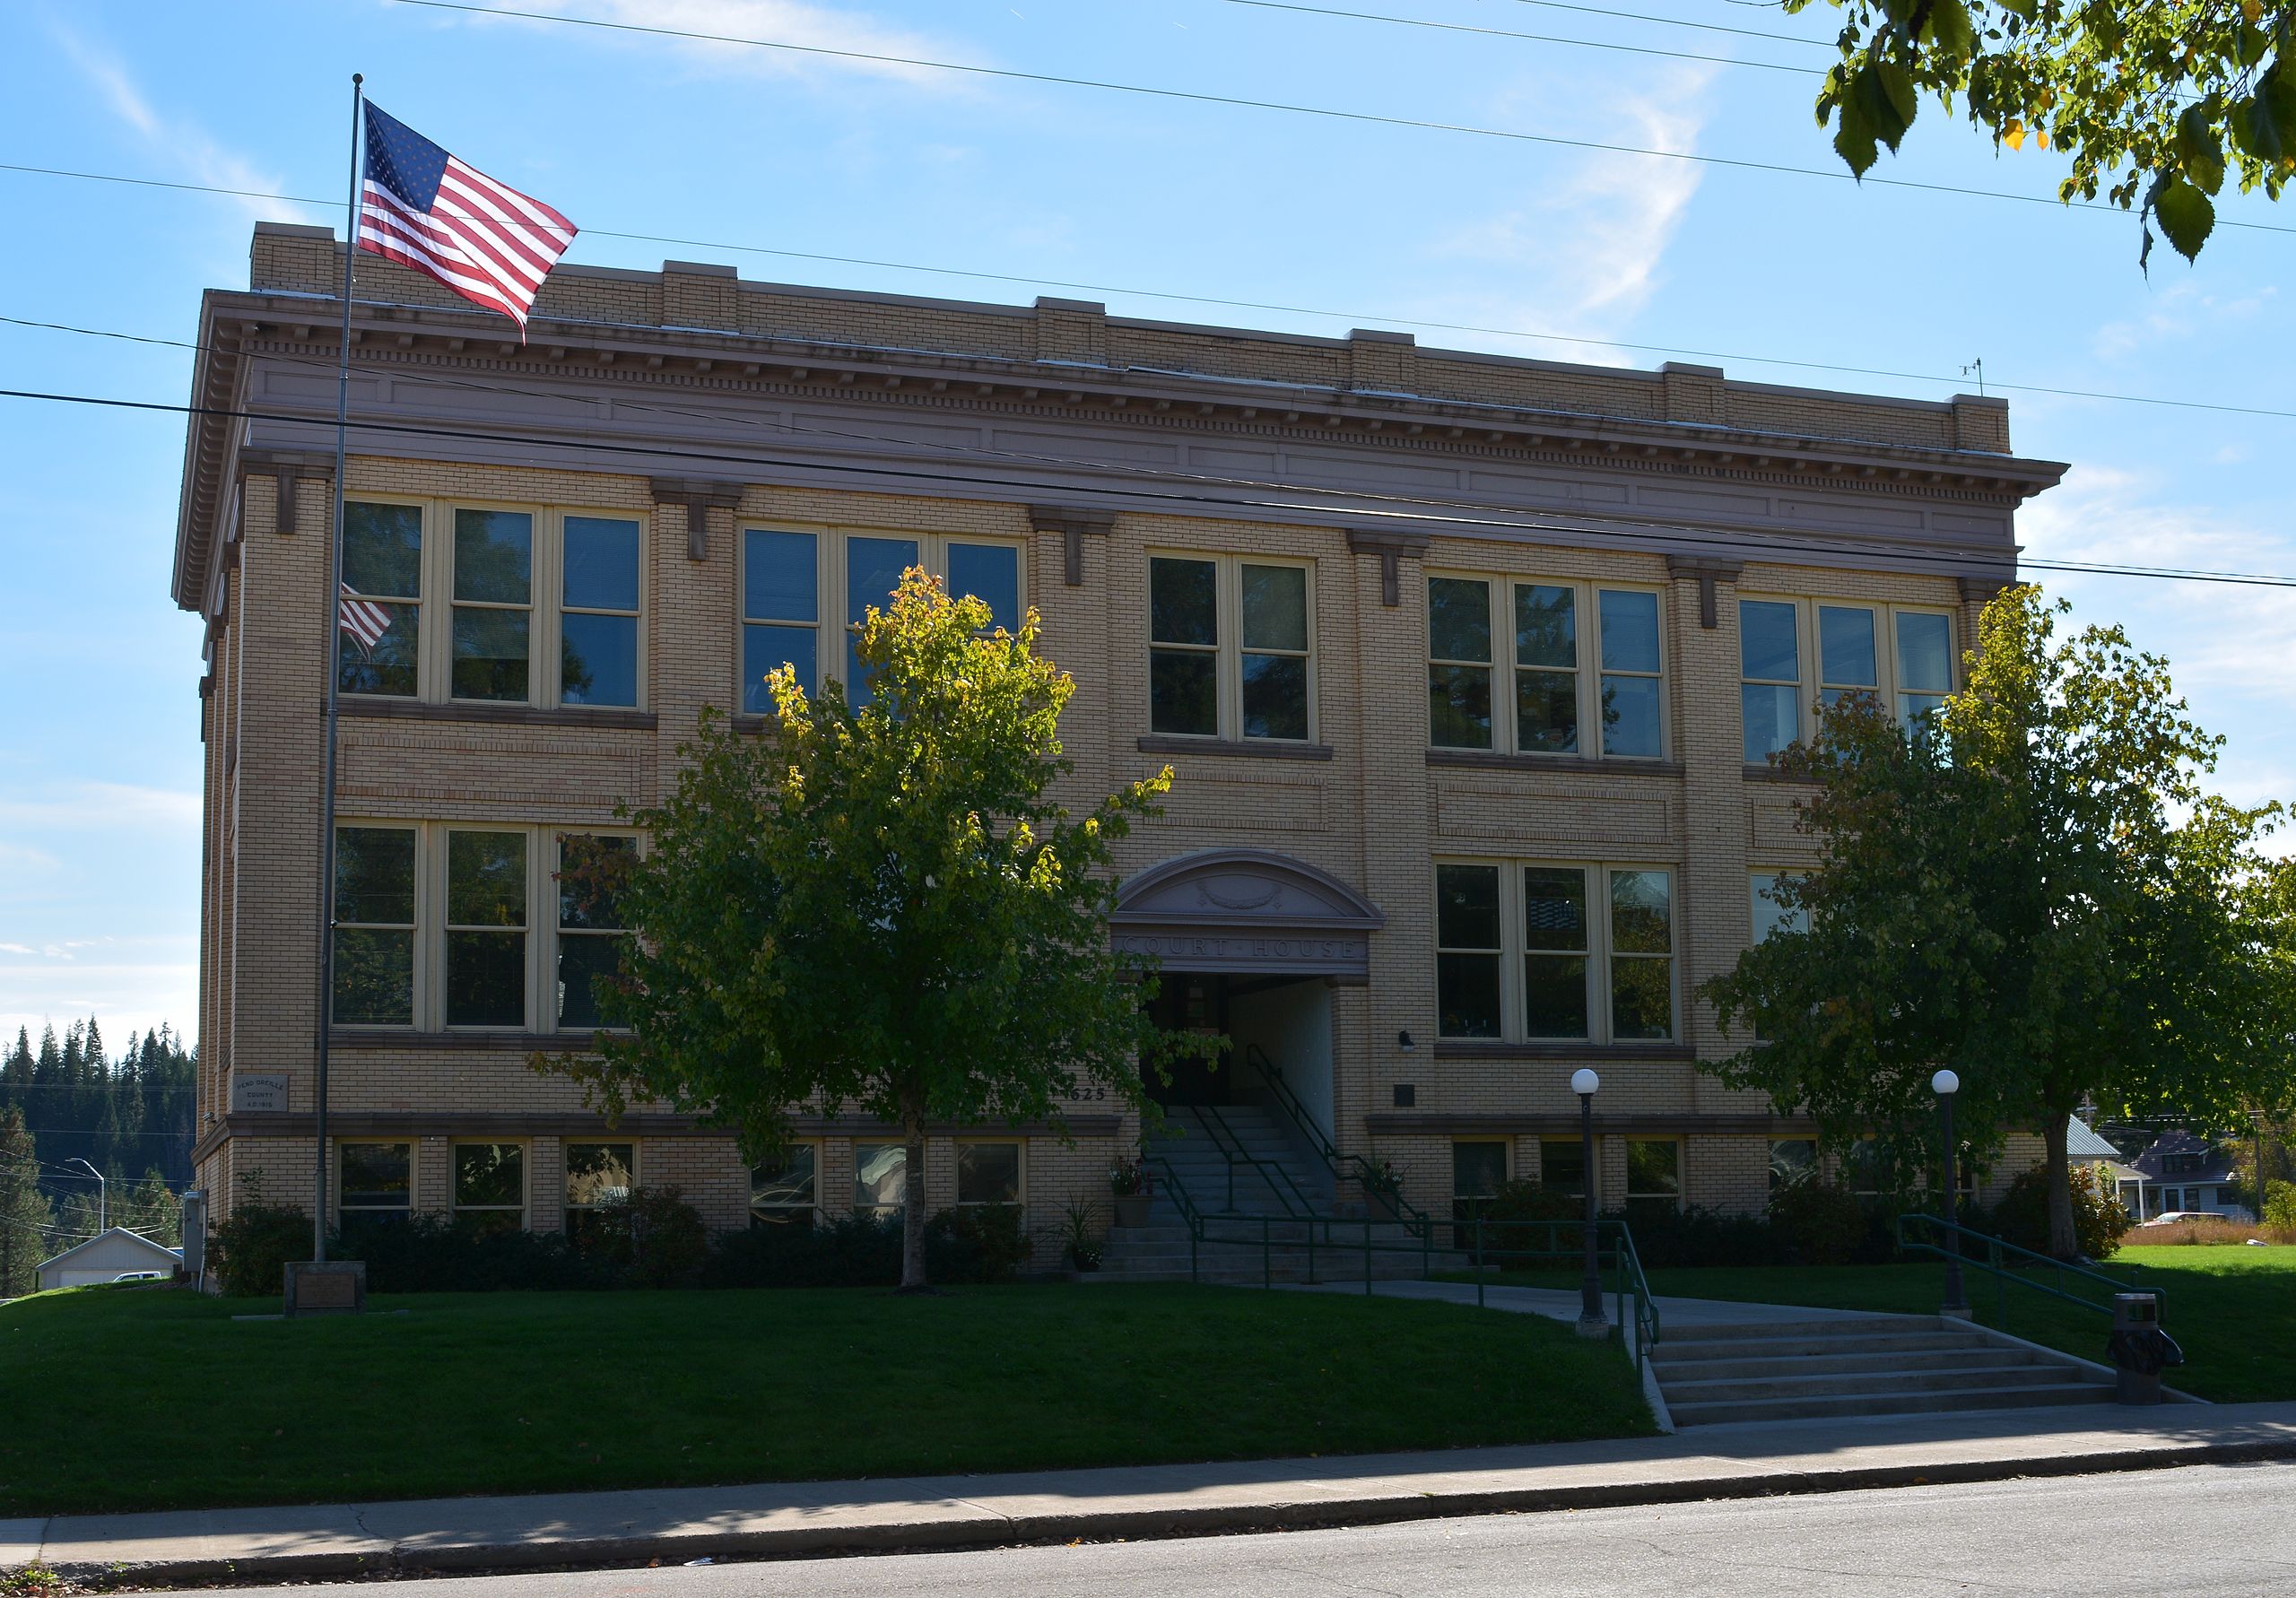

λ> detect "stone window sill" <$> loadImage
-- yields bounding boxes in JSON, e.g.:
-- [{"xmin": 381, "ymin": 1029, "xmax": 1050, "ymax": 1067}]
[
  {"xmin": 340, "ymin": 699, "xmax": 657, "ymax": 732},
  {"xmin": 1136, "ymin": 734, "xmax": 1335, "ymax": 762},
  {"xmin": 1426, "ymin": 750, "xmax": 1683, "ymax": 778}
]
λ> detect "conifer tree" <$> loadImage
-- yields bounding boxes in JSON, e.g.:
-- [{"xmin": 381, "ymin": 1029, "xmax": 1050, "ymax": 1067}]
[{"xmin": 0, "ymin": 1107, "xmax": 57, "ymax": 1297}]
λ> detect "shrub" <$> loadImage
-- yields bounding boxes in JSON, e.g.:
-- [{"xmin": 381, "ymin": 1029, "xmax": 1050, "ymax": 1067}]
[
  {"xmin": 1990, "ymin": 1164, "xmax": 2130, "ymax": 1260},
  {"xmin": 1766, "ymin": 1178, "xmax": 1871, "ymax": 1267},
  {"xmin": 700, "ymin": 1208, "xmax": 1016, "ymax": 1289},
  {"xmin": 569, "ymin": 1185, "xmax": 711, "ymax": 1289},
  {"xmin": 338, "ymin": 1215, "xmax": 611, "ymax": 1293},
  {"xmin": 209, "ymin": 1175, "xmax": 314, "ymax": 1297},
  {"xmin": 2265, "ymin": 1180, "xmax": 2296, "ymax": 1231},
  {"xmin": 1622, "ymin": 1203, "xmax": 1788, "ymax": 1270},
  {"xmin": 927, "ymin": 1203, "xmax": 1031, "ymax": 1283}
]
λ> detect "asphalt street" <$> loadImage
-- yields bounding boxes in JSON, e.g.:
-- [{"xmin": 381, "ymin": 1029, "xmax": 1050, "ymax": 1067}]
[{"xmin": 257, "ymin": 1462, "xmax": 2294, "ymax": 1597}]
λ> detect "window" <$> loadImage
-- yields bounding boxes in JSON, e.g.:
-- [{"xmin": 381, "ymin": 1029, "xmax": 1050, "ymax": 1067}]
[
  {"xmin": 1736, "ymin": 597, "xmax": 1958, "ymax": 760},
  {"xmin": 752, "ymin": 1145, "xmax": 819, "ymax": 1226},
  {"xmin": 1625, "ymin": 1139, "xmax": 1681, "ymax": 1219},
  {"xmin": 560, "ymin": 517, "xmax": 640, "ymax": 707},
  {"xmin": 1149, "ymin": 554, "xmax": 1314, "ymax": 742},
  {"xmin": 335, "ymin": 500, "xmax": 649, "ymax": 709},
  {"xmin": 454, "ymin": 1142, "xmax": 526, "ymax": 1234},
  {"xmin": 740, "ymin": 529, "xmax": 1023, "ymax": 711},
  {"xmin": 555, "ymin": 834, "xmax": 631, "ymax": 1029},
  {"xmin": 338, "ymin": 502, "xmax": 422, "ymax": 696},
  {"xmin": 1769, "ymin": 1138, "xmax": 1817, "ymax": 1191},
  {"xmin": 446, "ymin": 830, "xmax": 526, "ymax": 1029},
  {"xmin": 1427, "ymin": 576, "xmax": 1665, "ymax": 758},
  {"xmin": 1750, "ymin": 873, "xmax": 1805, "ymax": 945},
  {"xmin": 854, "ymin": 1142, "xmax": 908, "ymax": 1216},
  {"xmin": 452, "ymin": 508, "xmax": 534, "ymax": 702},
  {"xmin": 956, "ymin": 1142, "xmax": 1022, "ymax": 1206},
  {"xmin": 333, "ymin": 827, "xmax": 417, "ymax": 1026},
  {"xmin": 1451, "ymin": 1140, "xmax": 1509, "ymax": 1248},
  {"xmin": 564, "ymin": 1142, "xmax": 634, "ymax": 1244},
  {"xmin": 1539, "ymin": 1137, "xmax": 1587, "ymax": 1200},
  {"xmin": 337, "ymin": 1141, "xmax": 412, "ymax": 1238},
  {"xmin": 335, "ymin": 822, "xmax": 635, "ymax": 1034},
  {"xmin": 1434, "ymin": 860, "xmax": 1675, "ymax": 1042}
]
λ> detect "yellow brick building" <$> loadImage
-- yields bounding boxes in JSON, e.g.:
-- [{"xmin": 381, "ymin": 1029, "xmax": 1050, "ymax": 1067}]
[{"xmin": 174, "ymin": 222, "xmax": 2063, "ymax": 1260}]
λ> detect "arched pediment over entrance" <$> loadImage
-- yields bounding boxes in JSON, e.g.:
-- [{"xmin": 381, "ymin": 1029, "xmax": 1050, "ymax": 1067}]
[{"xmin": 1109, "ymin": 848, "xmax": 1384, "ymax": 977}]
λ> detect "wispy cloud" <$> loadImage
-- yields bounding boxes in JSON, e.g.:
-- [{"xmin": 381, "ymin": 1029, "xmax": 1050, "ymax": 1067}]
[
  {"xmin": 2091, "ymin": 280, "xmax": 2279, "ymax": 363},
  {"xmin": 0, "ymin": 781, "xmax": 199, "ymax": 833},
  {"xmin": 462, "ymin": 1, "xmax": 978, "ymax": 88},
  {"xmin": 48, "ymin": 20, "xmax": 316, "ymax": 225},
  {"xmin": 1419, "ymin": 64, "xmax": 1717, "ymax": 363}
]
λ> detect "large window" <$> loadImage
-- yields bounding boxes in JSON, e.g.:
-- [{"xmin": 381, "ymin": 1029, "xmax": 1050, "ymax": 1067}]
[
  {"xmin": 454, "ymin": 1142, "xmax": 526, "ymax": 1234},
  {"xmin": 1539, "ymin": 1137, "xmax": 1587, "ymax": 1200},
  {"xmin": 1434, "ymin": 860, "xmax": 1676, "ymax": 1042},
  {"xmin": 1148, "ymin": 554, "xmax": 1314, "ymax": 743},
  {"xmin": 336, "ymin": 1141, "xmax": 413, "ymax": 1237},
  {"xmin": 1770, "ymin": 1138, "xmax": 1818, "ymax": 1191},
  {"xmin": 1738, "ymin": 596, "xmax": 1957, "ymax": 761},
  {"xmin": 555, "ymin": 834, "xmax": 632, "ymax": 1029},
  {"xmin": 740, "ymin": 528, "xmax": 1022, "ymax": 713},
  {"xmin": 1625, "ymin": 1139, "xmax": 1682, "ymax": 1219},
  {"xmin": 333, "ymin": 827, "xmax": 417, "ymax": 1025},
  {"xmin": 564, "ymin": 1142, "xmax": 634, "ymax": 1245},
  {"xmin": 956, "ymin": 1142, "xmax": 1022, "ymax": 1207},
  {"xmin": 332, "ymin": 822, "xmax": 636, "ymax": 1033},
  {"xmin": 751, "ymin": 1145, "xmax": 819, "ymax": 1226},
  {"xmin": 854, "ymin": 1143, "xmax": 908, "ymax": 1216},
  {"xmin": 1428, "ymin": 576, "xmax": 1665, "ymax": 759},
  {"xmin": 1451, "ymin": 1140, "xmax": 1509, "ymax": 1248},
  {"xmin": 335, "ymin": 499, "xmax": 648, "ymax": 708}
]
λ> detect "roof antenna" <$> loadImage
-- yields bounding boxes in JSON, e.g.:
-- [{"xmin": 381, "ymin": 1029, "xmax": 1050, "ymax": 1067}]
[{"xmin": 1961, "ymin": 357, "xmax": 1986, "ymax": 396}]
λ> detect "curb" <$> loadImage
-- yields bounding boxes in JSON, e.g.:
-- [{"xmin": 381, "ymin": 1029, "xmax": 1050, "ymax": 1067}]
[{"xmin": 46, "ymin": 1435, "xmax": 2296, "ymax": 1586}]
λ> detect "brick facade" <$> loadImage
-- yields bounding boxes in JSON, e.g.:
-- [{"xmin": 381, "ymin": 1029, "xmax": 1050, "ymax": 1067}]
[{"xmin": 174, "ymin": 225, "xmax": 2066, "ymax": 1256}]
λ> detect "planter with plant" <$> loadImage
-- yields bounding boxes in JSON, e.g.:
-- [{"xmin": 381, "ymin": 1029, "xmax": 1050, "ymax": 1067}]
[
  {"xmin": 1363, "ymin": 1157, "xmax": 1404, "ymax": 1220},
  {"xmin": 1062, "ymin": 1196, "xmax": 1104, "ymax": 1274},
  {"xmin": 1109, "ymin": 1158, "xmax": 1154, "ymax": 1226}
]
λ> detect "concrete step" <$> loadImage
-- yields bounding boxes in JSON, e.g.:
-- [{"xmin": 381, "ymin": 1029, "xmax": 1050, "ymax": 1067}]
[
  {"xmin": 1665, "ymin": 1345, "xmax": 2058, "ymax": 1383},
  {"xmin": 1667, "ymin": 1380, "xmax": 2115, "ymax": 1428},
  {"xmin": 1653, "ymin": 1315, "xmax": 1945, "ymax": 1343},
  {"xmin": 1659, "ymin": 1361, "xmax": 2077, "ymax": 1406},
  {"xmin": 1651, "ymin": 1328, "xmax": 1996, "ymax": 1364}
]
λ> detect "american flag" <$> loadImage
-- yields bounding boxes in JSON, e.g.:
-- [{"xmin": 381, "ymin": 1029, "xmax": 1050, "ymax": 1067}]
[
  {"xmin": 356, "ymin": 103, "xmax": 576, "ymax": 334},
  {"xmin": 339, "ymin": 585, "xmax": 393, "ymax": 653}
]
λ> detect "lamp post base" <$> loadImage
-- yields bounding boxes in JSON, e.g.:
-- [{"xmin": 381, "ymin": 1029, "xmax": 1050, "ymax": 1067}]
[{"xmin": 1575, "ymin": 1313, "xmax": 1610, "ymax": 1339}]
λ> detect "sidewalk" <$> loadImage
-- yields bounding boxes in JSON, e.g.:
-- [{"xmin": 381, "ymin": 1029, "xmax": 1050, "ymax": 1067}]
[{"xmin": 11, "ymin": 1402, "xmax": 2295, "ymax": 1585}]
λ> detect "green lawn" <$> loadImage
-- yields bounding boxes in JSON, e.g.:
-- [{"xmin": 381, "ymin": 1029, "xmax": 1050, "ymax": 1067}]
[
  {"xmin": 0, "ymin": 1282, "xmax": 1653, "ymax": 1518},
  {"xmin": 1443, "ymin": 1247, "xmax": 2296, "ymax": 1404}
]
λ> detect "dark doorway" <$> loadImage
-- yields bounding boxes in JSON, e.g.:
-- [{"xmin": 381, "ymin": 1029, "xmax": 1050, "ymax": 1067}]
[{"xmin": 1145, "ymin": 973, "xmax": 1234, "ymax": 1106}]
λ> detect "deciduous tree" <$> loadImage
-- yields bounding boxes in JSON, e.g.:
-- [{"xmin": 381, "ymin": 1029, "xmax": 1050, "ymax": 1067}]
[
  {"xmin": 536, "ymin": 571, "xmax": 1185, "ymax": 1290},
  {"xmin": 1703, "ymin": 586, "xmax": 2296, "ymax": 1256}
]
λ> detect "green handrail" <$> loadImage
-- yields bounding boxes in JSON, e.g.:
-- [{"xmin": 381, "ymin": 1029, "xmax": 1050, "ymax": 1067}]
[
  {"xmin": 1246, "ymin": 1044, "xmax": 1436, "ymax": 1244},
  {"xmin": 1897, "ymin": 1212, "xmax": 2161, "ymax": 1331},
  {"xmin": 1452, "ymin": 1203, "xmax": 1662, "ymax": 1377},
  {"xmin": 1192, "ymin": 1103, "xmax": 1325, "ymax": 1220}
]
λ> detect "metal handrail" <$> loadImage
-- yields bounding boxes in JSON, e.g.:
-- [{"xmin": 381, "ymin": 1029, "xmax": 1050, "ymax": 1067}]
[
  {"xmin": 1246, "ymin": 1044, "xmax": 1436, "ymax": 1243},
  {"xmin": 1451, "ymin": 1204, "xmax": 1662, "ymax": 1376},
  {"xmin": 1896, "ymin": 1212, "xmax": 2161, "ymax": 1329},
  {"xmin": 1193, "ymin": 1102, "xmax": 1325, "ymax": 1221}
]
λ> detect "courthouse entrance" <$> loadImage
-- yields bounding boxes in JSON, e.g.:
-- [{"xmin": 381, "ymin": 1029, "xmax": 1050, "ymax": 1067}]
[{"xmin": 1113, "ymin": 848, "xmax": 1382, "ymax": 1146}]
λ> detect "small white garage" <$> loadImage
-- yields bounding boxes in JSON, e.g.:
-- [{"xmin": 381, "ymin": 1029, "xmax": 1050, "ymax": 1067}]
[{"xmin": 35, "ymin": 1228, "xmax": 182, "ymax": 1290}]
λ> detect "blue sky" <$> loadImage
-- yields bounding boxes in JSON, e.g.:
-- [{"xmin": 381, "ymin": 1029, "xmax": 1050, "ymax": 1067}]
[{"xmin": 3, "ymin": 0, "xmax": 2292, "ymax": 1049}]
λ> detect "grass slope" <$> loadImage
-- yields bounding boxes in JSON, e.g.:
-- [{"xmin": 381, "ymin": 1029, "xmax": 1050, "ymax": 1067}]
[
  {"xmin": 1445, "ymin": 1248, "xmax": 2295, "ymax": 1403},
  {"xmin": 0, "ymin": 1282, "xmax": 1653, "ymax": 1518}
]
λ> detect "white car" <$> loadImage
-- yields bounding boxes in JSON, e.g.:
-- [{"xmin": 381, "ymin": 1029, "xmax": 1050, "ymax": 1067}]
[
  {"xmin": 2137, "ymin": 1212, "xmax": 2225, "ymax": 1227},
  {"xmin": 110, "ymin": 1270, "xmax": 168, "ymax": 1282}
]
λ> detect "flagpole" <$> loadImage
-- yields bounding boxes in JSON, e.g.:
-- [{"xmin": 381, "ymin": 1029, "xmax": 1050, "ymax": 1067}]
[{"xmin": 311, "ymin": 72, "xmax": 364, "ymax": 1265}]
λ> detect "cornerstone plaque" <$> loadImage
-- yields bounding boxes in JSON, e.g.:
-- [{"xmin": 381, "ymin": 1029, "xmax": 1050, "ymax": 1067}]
[{"xmin": 230, "ymin": 1072, "xmax": 291, "ymax": 1113}]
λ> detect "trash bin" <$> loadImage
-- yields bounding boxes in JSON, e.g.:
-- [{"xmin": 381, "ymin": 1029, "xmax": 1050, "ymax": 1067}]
[{"xmin": 2105, "ymin": 1292, "xmax": 2182, "ymax": 1404}]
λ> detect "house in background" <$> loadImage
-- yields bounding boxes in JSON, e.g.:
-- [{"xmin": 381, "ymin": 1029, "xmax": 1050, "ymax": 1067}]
[
  {"xmin": 2066, "ymin": 1117, "xmax": 2145, "ymax": 1215},
  {"xmin": 34, "ymin": 1228, "xmax": 184, "ymax": 1290},
  {"xmin": 2126, "ymin": 1131, "xmax": 2248, "ymax": 1221}
]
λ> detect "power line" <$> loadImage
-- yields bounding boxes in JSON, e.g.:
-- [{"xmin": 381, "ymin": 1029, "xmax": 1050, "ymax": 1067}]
[
  {"xmin": 6, "ymin": 381, "xmax": 2295, "ymax": 590},
  {"xmin": 4, "ymin": 167, "xmax": 2292, "ymax": 428},
  {"xmin": 1501, "ymin": 0, "xmax": 1838, "ymax": 49},
  {"xmin": 1202, "ymin": 0, "xmax": 1819, "ymax": 75},
  {"xmin": 380, "ymin": 0, "xmax": 2296, "ymax": 234}
]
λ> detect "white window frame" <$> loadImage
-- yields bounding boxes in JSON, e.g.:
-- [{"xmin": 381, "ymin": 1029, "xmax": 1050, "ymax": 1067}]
[
  {"xmin": 1425, "ymin": 573, "xmax": 1668, "ymax": 760},
  {"xmin": 735, "ymin": 524, "xmax": 1029, "ymax": 708},
  {"xmin": 335, "ymin": 498, "xmax": 651, "ymax": 711},
  {"xmin": 330, "ymin": 821, "xmax": 640, "ymax": 1035},
  {"xmin": 954, "ymin": 1139, "xmax": 1026, "ymax": 1208},
  {"xmin": 334, "ymin": 1139, "xmax": 415, "ymax": 1226},
  {"xmin": 751, "ymin": 1140, "xmax": 822, "ymax": 1226},
  {"xmin": 451, "ymin": 1139, "xmax": 530, "ymax": 1230},
  {"xmin": 330, "ymin": 821, "xmax": 424, "ymax": 1029},
  {"xmin": 1144, "ymin": 551, "xmax": 1318, "ymax": 744},
  {"xmin": 1432, "ymin": 857, "xmax": 1678, "ymax": 1043},
  {"xmin": 1736, "ymin": 595, "xmax": 1959, "ymax": 763}
]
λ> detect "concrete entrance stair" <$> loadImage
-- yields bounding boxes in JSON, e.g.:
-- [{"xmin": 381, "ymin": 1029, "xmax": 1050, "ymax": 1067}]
[
  {"xmin": 1652, "ymin": 1314, "xmax": 2117, "ymax": 1427},
  {"xmin": 1096, "ymin": 1105, "xmax": 1444, "ymax": 1284}
]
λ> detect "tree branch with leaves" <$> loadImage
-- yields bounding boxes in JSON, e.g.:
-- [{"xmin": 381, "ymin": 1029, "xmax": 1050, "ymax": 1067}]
[{"xmin": 1793, "ymin": 0, "xmax": 2296, "ymax": 261}]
